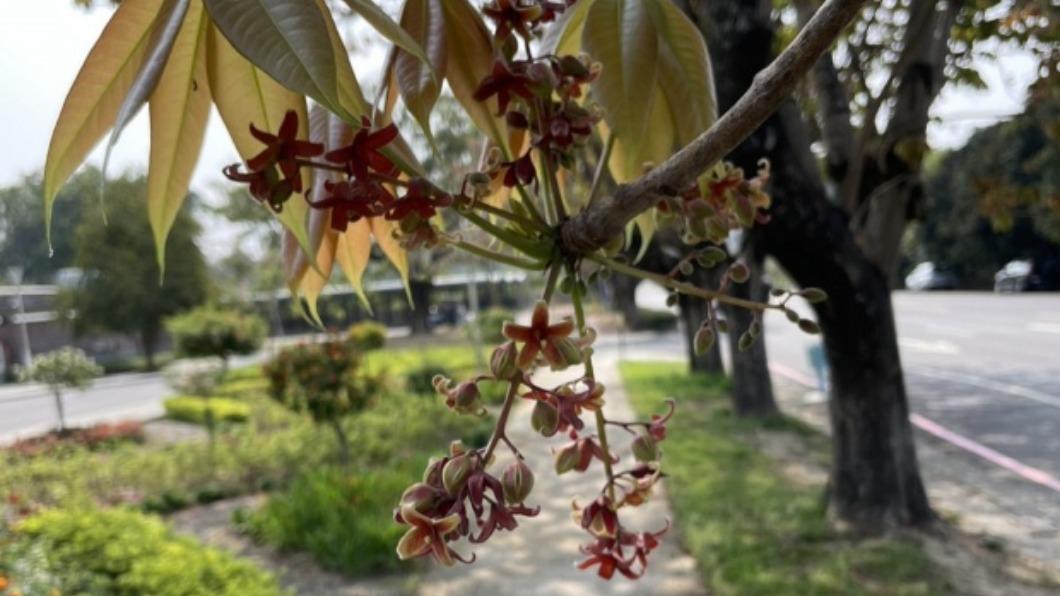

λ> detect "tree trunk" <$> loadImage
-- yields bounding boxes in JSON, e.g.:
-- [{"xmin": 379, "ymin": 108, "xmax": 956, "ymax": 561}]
[
  {"xmin": 687, "ymin": 0, "xmax": 935, "ymax": 528},
  {"xmin": 330, "ymin": 418, "xmax": 351, "ymax": 466},
  {"xmin": 724, "ymin": 244, "xmax": 778, "ymax": 417},
  {"xmin": 141, "ymin": 325, "xmax": 159, "ymax": 370},
  {"xmin": 409, "ymin": 279, "xmax": 432, "ymax": 335},
  {"xmin": 53, "ymin": 388, "xmax": 67, "ymax": 433}
]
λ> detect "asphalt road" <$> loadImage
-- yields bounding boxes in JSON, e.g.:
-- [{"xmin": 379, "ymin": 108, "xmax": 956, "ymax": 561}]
[{"xmin": 3, "ymin": 292, "xmax": 1058, "ymax": 487}]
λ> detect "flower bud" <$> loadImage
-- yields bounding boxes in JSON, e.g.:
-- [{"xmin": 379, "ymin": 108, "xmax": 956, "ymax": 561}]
[
  {"xmin": 446, "ymin": 381, "xmax": 482, "ymax": 414},
  {"xmin": 554, "ymin": 442, "xmax": 580, "ymax": 475},
  {"xmin": 801, "ymin": 288, "xmax": 828, "ymax": 304},
  {"xmin": 398, "ymin": 482, "xmax": 437, "ymax": 516},
  {"xmin": 501, "ymin": 460, "xmax": 534, "ymax": 505},
  {"xmin": 631, "ymin": 433, "xmax": 659, "ymax": 463},
  {"xmin": 490, "ymin": 341, "xmax": 520, "ymax": 379},
  {"xmin": 449, "ymin": 440, "xmax": 467, "ymax": 457},
  {"xmin": 678, "ymin": 261, "xmax": 694, "ymax": 276},
  {"xmin": 442, "ymin": 454, "xmax": 474, "ymax": 495},
  {"xmin": 798, "ymin": 319, "xmax": 821, "ymax": 335},
  {"xmin": 531, "ymin": 399, "xmax": 559, "ymax": 436},
  {"xmin": 693, "ymin": 326, "xmax": 715, "ymax": 356},
  {"xmin": 738, "ymin": 330, "xmax": 755, "ymax": 352},
  {"xmin": 552, "ymin": 337, "xmax": 583, "ymax": 370},
  {"xmin": 728, "ymin": 262, "xmax": 750, "ymax": 283}
]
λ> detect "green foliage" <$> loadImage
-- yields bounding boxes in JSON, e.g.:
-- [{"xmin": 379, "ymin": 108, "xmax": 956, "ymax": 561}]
[
  {"xmin": 471, "ymin": 307, "xmax": 514, "ymax": 343},
  {"xmin": 163, "ymin": 358, "xmax": 225, "ymax": 397},
  {"xmin": 405, "ymin": 362, "xmax": 453, "ymax": 395},
  {"xmin": 264, "ymin": 339, "xmax": 374, "ymax": 424},
  {"xmin": 918, "ymin": 97, "xmax": 1060, "ymax": 288},
  {"xmin": 166, "ymin": 306, "xmax": 268, "ymax": 361},
  {"xmin": 0, "ymin": 507, "xmax": 281, "ymax": 595},
  {"xmin": 620, "ymin": 361, "xmax": 948, "ymax": 595},
  {"xmin": 18, "ymin": 347, "xmax": 102, "ymax": 390},
  {"xmin": 214, "ymin": 377, "xmax": 270, "ymax": 398},
  {"xmin": 239, "ymin": 467, "xmax": 411, "ymax": 576},
  {"xmin": 347, "ymin": 321, "xmax": 388, "ymax": 351},
  {"xmin": 164, "ymin": 396, "xmax": 251, "ymax": 425},
  {"xmin": 68, "ymin": 173, "xmax": 210, "ymax": 366}
]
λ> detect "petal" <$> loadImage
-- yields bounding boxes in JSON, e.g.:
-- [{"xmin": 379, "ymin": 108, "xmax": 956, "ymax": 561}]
[
  {"xmin": 531, "ymin": 301, "xmax": 549, "ymax": 330},
  {"xmin": 546, "ymin": 318, "xmax": 574, "ymax": 338},
  {"xmin": 396, "ymin": 527, "xmax": 430, "ymax": 560},
  {"xmin": 278, "ymin": 109, "xmax": 299, "ymax": 140},
  {"xmin": 517, "ymin": 342, "xmax": 539, "ymax": 369},
  {"xmin": 502, "ymin": 322, "xmax": 534, "ymax": 343}
]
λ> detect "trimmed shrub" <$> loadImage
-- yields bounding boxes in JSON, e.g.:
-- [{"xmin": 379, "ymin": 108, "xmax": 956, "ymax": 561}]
[
  {"xmin": 0, "ymin": 507, "xmax": 281, "ymax": 595},
  {"xmin": 347, "ymin": 321, "xmax": 387, "ymax": 351},
  {"xmin": 166, "ymin": 306, "xmax": 267, "ymax": 364},
  {"xmin": 470, "ymin": 307, "xmax": 513, "ymax": 343},
  {"xmin": 163, "ymin": 396, "xmax": 250, "ymax": 425},
  {"xmin": 18, "ymin": 347, "xmax": 102, "ymax": 432}
]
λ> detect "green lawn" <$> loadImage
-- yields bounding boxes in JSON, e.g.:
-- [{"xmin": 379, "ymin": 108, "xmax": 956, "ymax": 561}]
[{"xmin": 620, "ymin": 361, "xmax": 950, "ymax": 595}]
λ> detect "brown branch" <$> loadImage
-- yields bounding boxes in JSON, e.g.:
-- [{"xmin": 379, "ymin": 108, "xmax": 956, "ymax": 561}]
[{"xmin": 560, "ymin": 0, "xmax": 869, "ymax": 255}]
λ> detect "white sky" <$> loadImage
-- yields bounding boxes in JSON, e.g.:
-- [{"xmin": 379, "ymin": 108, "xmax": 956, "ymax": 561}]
[{"xmin": 0, "ymin": 3, "xmax": 1038, "ymax": 256}]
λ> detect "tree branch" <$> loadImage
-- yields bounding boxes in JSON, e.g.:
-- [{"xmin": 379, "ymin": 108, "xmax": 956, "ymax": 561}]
[{"xmin": 560, "ymin": 0, "xmax": 869, "ymax": 255}]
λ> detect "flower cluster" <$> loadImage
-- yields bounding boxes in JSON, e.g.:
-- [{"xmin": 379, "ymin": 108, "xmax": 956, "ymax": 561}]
[
  {"xmin": 394, "ymin": 440, "xmax": 539, "ymax": 565},
  {"xmin": 657, "ymin": 159, "xmax": 773, "ymax": 245}
]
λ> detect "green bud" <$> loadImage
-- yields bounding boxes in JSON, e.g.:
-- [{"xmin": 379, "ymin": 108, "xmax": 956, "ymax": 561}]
[
  {"xmin": 679, "ymin": 261, "xmax": 694, "ymax": 276},
  {"xmin": 738, "ymin": 331, "xmax": 755, "ymax": 352},
  {"xmin": 502, "ymin": 460, "xmax": 535, "ymax": 504},
  {"xmin": 798, "ymin": 319, "xmax": 821, "ymax": 335},
  {"xmin": 442, "ymin": 454, "xmax": 474, "ymax": 495},
  {"xmin": 554, "ymin": 443, "xmax": 580, "ymax": 475},
  {"xmin": 785, "ymin": 308, "xmax": 800, "ymax": 323},
  {"xmin": 801, "ymin": 288, "xmax": 828, "ymax": 303},
  {"xmin": 693, "ymin": 326, "xmax": 715, "ymax": 356},
  {"xmin": 748, "ymin": 320, "xmax": 762, "ymax": 339},
  {"xmin": 560, "ymin": 276, "xmax": 574, "ymax": 294},
  {"xmin": 490, "ymin": 341, "xmax": 520, "ymax": 380},
  {"xmin": 552, "ymin": 337, "xmax": 583, "ymax": 370},
  {"xmin": 531, "ymin": 400, "xmax": 559, "ymax": 436},
  {"xmin": 631, "ymin": 434, "xmax": 659, "ymax": 463},
  {"xmin": 716, "ymin": 319, "xmax": 730, "ymax": 334},
  {"xmin": 728, "ymin": 262, "xmax": 750, "ymax": 283}
]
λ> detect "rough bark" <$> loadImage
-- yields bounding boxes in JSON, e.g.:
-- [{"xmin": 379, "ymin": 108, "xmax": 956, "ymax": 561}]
[
  {"xmin": 689, "ymin": 0, "xmax": 934, "ymax": 527},
  {"xmin": 409, "ymin": 279, "xmax": 432, "ymax": 335},
  {"xmin": 724, "ymin": 240, "xmax": 778, "ymax": 417}
]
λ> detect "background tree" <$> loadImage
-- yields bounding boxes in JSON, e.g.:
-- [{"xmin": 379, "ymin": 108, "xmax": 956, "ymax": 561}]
[
  {"xmin": 916, "ymin": 96, "xmax": 1060, "ymax": 287},
  {"xmin": 70, "ymin": 173, "xmax": 210, "ymax": 368},
  {"xmin": 18, "ymin": 347, "xmax": 102, "ymax": 432},
  {"xmin": 166, "ymin": 306, "xmax": 267, "ymax": 373},
  {"xmin": 0, "ymin": 169, "xmax": 94, "ymax": 283}
]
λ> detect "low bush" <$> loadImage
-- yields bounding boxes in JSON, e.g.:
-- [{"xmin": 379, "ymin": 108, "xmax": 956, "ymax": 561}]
[
  {"xmin": 222, "ymin": 365, "xmax": 265, "ymax": 383},
  {"xmin": 0, "ymin": 507, "xmax": 282, "ymax": 595},
  {"xmin": 347, "ymin": 321, "xmax": 387, "ymax": 351},
  {"xmin": 470, "ymin": 307, "xmax": 513, "ymax": 343},
  {"xmin": 166, "ymin": 306, "xmax": 267, "ymax": 364},
  {"xmin": 214, "ymin": 378, "xmax": 269, "ymax": 398},
  {"xmin": 6, "ymin": 421, "xmax": 144, "ymax": 458},
  {"xmin": 239, "ymin": 467, "xmax": 411, "ymax": 576},
  {"xmin": 405, "ymin": 362, "xmax": 452, "ymax": 394},
  {"xmin": 631, "ymin": 308, "xmax": 678, "ymax": 331},
  {"xmin": 163, "ymin": 396, "xmax": 250, "ymax": 425}
]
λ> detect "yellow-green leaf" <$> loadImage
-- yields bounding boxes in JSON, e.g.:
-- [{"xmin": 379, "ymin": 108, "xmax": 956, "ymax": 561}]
[
  {"xmin": 371, "ymin": 217, "xmax": 411, "ymax": 302},
  {"xmin": 104, "ymin": 0, "xmax": 191, "ymax": 181},
  {"xmin": 540, "ymin": 0, "xmax": 595, "ymax": 56},
  {"xmin": 342, "ymin": 0, "xmax": 434, "ymax": 76},
  {"xmin": 299, "ymin": 228, "xmax": 339, "ymax": 326},
  {"xmin": 651, "ymin": 0, "xmax": 716, "ymax": 145},
  {"xmin": 203, "ymin": 0, "xmax": 359, "ymax": 120},
  {"xmin": 147, "ymin": 1, "xmax": 210, "ymax": 272},
  {"xmin": 393, "ymin": 0, "xmax": 446, "ymax": 142},
  {"xmin": 43, "ymin": 0, "xmax": 165, "ymax": 244},
  {"xmin": 583, "ymin": 0, "xmax": 659, "ymax": 174},
  {"xmin": 206, "ymin": 22, "xmax": 314, "ymax": 266},
  {"xmin": 441, "ymin": 0, "xmax": 509, "ymax": 155},
  {"xmin": 335, "ymin": 218, "xmax": 373, "ymax": 310}
]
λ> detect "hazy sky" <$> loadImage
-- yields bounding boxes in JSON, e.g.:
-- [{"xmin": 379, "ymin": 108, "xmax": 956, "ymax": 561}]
[{"xmin": 0, "ymin": 3, "xmax": 1037, "ymax": 221}]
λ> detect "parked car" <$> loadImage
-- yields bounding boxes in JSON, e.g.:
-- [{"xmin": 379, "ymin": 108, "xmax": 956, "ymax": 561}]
[
  {"xmin": 904, "ymin": 262, "xmax": 957, "ymax": 291},
  {"xmin": 994, "ymin": 259, "xmax": 1060, "ymax": 292}
]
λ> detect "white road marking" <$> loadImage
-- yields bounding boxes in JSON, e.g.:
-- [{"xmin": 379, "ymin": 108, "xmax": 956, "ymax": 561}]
[
  {"xmin": 913, "ymin": 368, "xmax": 1060, "ymax": 410},
  {"xmin": 899, "ymin": 338, "xmax": 960, "ymax": 355},
  {"xmin": 1027, "ymin": 322, "xmax": 1060, "ymax": 334}
]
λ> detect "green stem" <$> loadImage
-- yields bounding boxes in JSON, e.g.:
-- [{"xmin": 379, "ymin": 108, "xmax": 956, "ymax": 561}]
[
  {"xmin": 542, "ymin": 262, "xmax": 562, "ymax": 303},
  {"xmin": 458, "ymin": 211, "xmax": 552, "ymax": 259},
  {"xmin": 483, "ymin": 380, "xmax": 521, "ymax": 462},
  {"xmin": 570, "ymin": 273, "xmax": 614, "ymax": 502},
  {"xmin": 471, "ymin": 201, "xmax": 550, "ymax": 234},
  {"xmin": 454, "ymin": 240, "xmax": 548, "ymax": 270},
  {"xmin": 590, "ymin": 254, "xmax": 773, "ymax": 312}
]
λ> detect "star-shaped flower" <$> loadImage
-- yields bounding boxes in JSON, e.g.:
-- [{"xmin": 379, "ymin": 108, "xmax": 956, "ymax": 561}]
[
  {"xmin": 395, "ymin": 504, "xmax": 470, "ymax": 566},
  {"xmin": 502, "ymin": 301, "xmax": 579, "ymax": 370},
  {"xmin": 245, "ymin": 109, "xmax": 323, "ymax": 193},
  {"xmin": 325, "ymin": 117, "xmax": 400, "ymax": 180}
]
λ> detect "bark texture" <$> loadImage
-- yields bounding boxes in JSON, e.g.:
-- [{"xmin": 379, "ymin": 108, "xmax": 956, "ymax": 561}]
[
  {"xmin": 723, "ymin": 240, "xmax": 777, "ymax": 417},
  {"xmin": 687, "ymin": 0, "xmax": 935, "ymax": 527}
]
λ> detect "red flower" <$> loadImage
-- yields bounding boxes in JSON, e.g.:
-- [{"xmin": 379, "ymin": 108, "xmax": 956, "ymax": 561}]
[
  {"xmin": 223, "ymin": 164, "xmax": 293, "ymax": 211},
  {"xmin": 483, "ymin": 0, "xmax": 573, "ymax": 39},
  {"xmin": 502, "ymin": 301, "xmax": 579, "ymax": 370},
  {"xmin": 386, "ymin": 179, "xmax": 453, "ymax": 221},
  {"xmin": 474, "ymin": 60, "xmax": 537, "ymax": 116},
  {"xmin": 500, "ymin": 152, "xmax": 537, "ymax": 188},
  {"xmin": 395, "ymin": 504, "xmax": 470, "ymax": 566},
  {"xmin": 325, "ymin": 117, "xmax": 400, "ymax": 180},
  {"xmin": 308, "ymin": 178, "xmax": 393, "ymax": 231}
]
